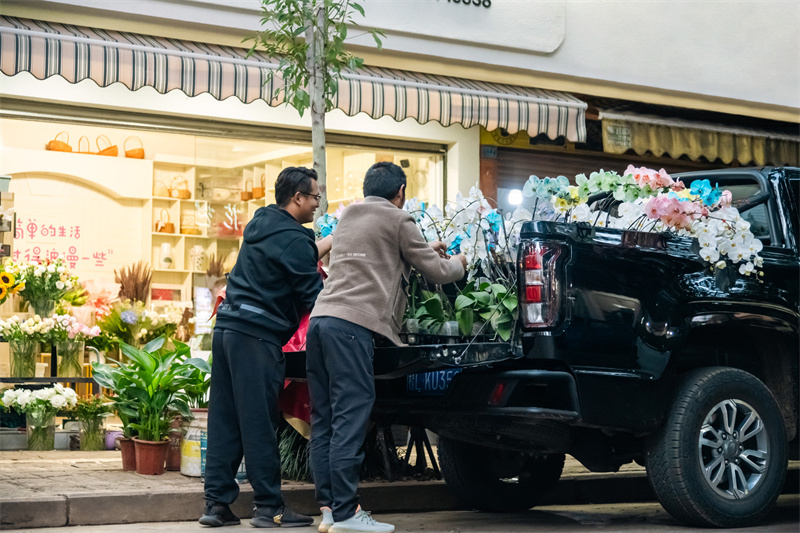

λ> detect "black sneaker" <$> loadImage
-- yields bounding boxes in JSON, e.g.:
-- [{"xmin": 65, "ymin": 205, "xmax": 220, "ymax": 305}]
[
  {"xmin": 251, "ymin": 504, "xmax": 314, "ymax": 528},
  {"xmin": 199, "ymin": 502, "xmax": 241, "ymax": 527}
]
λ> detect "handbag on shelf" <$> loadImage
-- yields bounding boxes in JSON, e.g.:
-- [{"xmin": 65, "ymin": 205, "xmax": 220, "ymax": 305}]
[
  {"xmin": 252, "ymin": 174, "xmax": 266, "ymax": 199},
  {"xmin": 46, "ymin": 132, "xmax": 72, "ymax": 152},
  {"xmin": 241, "ymin": 178, "xmax": 253, "ymax": 201},
  {"xmin": 124, "ymin": 136, "xmax": 145, "ymax": 159},
  {"xmin": 77, "ymin": 136, "xmax": 92, "ymax": 154},
  {"xmin": 95, "ymin": 135, "xmax": 119, "ymax": 157},
  {"xmin": 155, "ymin": 208, "xmax": 175, "ymax": 233},
  {"xmin": 169, "ymin": 176, "xmax": 192, "ymax": 199}
]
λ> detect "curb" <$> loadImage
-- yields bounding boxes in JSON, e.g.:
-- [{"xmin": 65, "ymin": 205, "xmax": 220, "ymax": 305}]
[{"xmin": 1, "ymin": 469, "xmax": 797, "ymax": 530}]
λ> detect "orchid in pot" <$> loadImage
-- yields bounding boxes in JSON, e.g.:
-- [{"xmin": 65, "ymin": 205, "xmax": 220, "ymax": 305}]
[
  {"xmin": 0, "ymin": 315, "xmax": 52, "ymax": 377},
  {"xmin": 3, "ymin": 257, "xmax": 78, "ymax": 318},
  {"xmin": 48, "ymin": 313, "xmax": 102, "ymax": 377},
  {"xmin": 1, "ymin": 384, "xmax": 78, "ymax": 450}
]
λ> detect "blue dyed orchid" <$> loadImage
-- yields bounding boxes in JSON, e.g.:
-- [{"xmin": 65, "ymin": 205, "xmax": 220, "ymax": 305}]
[
  {"xmin": 485, "ymin": 211, "xmax": 503, "ymax": 232},
  {"xmin": 690, "ymin": 179, "xmax": 722, "ymax": 206}
]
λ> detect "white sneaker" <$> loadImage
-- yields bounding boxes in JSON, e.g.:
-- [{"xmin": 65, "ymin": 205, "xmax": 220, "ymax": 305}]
[
  {"xmin": 329, "ymin": 506, "xmax": 394, "ymax": 533},
  {"xmin": 319, "ymin": 506, "xmax": 334, "ymax": 533}
]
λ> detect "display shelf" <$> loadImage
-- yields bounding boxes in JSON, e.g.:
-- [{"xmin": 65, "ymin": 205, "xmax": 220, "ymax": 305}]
[
  {"xmin": 154, "ymin": 268, "xmax": 192, "ymax": 273},
  {"xmin": 152, "ymin": 231, "xmax": 181, "ymax": 237}
]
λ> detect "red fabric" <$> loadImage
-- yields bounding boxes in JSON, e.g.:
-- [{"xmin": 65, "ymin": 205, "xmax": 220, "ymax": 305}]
[{"xmin": 210, "ymin": 262, "xmax": 326, "ymax": 426}]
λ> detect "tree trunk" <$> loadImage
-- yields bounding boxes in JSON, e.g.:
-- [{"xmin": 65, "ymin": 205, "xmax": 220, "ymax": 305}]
[{"xmin": 306, "ymin": 5, "xmax": 328, "ymax": 221}]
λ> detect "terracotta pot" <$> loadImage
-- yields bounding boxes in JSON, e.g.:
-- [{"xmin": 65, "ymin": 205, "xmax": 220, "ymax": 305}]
[
  {"xmin": 165, "ymin": 417, "xmax": 184, "ymax": 471},
  {"xmin": 119, "ymin": 437, "xmax": 137, "ymax": 471},
  {"xmin": 133, "ymin": 438, "xmax": 168, "ymax": 475}
]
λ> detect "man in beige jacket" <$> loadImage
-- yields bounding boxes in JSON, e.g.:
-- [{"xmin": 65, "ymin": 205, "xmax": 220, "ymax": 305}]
[{"xmin": 307, "ymin": 162, "xmax": 466, "ymax": 533}]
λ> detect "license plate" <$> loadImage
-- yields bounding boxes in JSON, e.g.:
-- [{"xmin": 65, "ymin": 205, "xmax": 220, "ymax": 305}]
[{"xmin": 406, "ymin": 368, "xmax": 462, "ymax": 395}]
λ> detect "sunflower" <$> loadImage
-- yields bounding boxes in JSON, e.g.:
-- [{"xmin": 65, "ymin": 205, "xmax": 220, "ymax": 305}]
[
  {"xmin": 0, "ymin": 286, "xmax": 7, "ymax": 301},
  {"xmin": 0, "ymin": 272, "xmax": 12, "ymax": 287},
  {"xmin": 9, "ymin": 282, "xmax": 24, "ymax": 294}
]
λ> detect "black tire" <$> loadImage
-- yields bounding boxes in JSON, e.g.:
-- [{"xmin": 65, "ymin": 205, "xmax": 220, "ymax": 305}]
[
  {"xmin": 646, "ymin": 367, "xmax": 787, "ymax": 528},
  {"xmin": 438, "ymin": 436, "xmax": 564, "ymax": 512}
]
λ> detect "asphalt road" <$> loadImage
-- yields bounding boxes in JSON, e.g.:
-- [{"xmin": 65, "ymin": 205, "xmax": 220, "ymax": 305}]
[{"xmin": 15, "ymin": 495, "xmax": 799, "ymax": 532}]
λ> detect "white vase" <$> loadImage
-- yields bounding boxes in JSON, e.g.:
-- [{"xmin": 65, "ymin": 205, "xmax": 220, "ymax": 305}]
[
  {"xmin": 159, "ymin": 243, "xmax": 173, "ymax": 269},
  {"xmin": 190, "ymin": 245, "xmax": 206, "ymax": 272}
]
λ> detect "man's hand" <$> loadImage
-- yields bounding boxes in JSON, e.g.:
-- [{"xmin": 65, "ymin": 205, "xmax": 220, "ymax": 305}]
[
  {"xmin": 429, "ymin": 241, "xmax": 448, "ymax": 258},
  {"xmin": 452, "ymin": 253, "xmax": 468, "ymax": 269}
]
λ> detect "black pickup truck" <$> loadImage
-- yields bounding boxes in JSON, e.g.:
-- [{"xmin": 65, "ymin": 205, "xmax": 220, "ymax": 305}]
[{"xmin": 349, "ymin": 167, "xmax": 797, "ymax": 528}]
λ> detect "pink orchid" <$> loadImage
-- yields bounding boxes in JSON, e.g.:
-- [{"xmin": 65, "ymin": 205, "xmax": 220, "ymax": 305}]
[{"xmin": 719, "ymin": 190, "xmax": 732, "ymax": 208}]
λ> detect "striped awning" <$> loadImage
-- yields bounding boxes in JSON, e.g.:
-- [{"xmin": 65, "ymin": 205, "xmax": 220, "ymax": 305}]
[
  {"xmin": 0, "ymin": 16, "xmax": 587, "ymax": 142},
  {"xmin": 600, "ymin": 109, "xmax": 800, "ymax": 166}
]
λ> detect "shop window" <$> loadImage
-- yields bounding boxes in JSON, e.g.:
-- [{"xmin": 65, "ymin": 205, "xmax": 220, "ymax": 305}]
[{"xmin": 1, "ymin": 118, "xmax": 444, "ymax": 307}]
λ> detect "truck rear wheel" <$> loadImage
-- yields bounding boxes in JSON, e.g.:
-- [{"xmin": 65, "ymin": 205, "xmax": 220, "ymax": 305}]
[
  {"xmin": 438, "ymin": 436, "xmax": 564, "ymax": 512},
  {"xmin": 646, "ymin": 367, "xmax": 787, "ymax": 528}
]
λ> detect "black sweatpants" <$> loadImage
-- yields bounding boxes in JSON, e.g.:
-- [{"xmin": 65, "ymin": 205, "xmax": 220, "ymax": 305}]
[
  {"xmin": 306, "ymin": 316, "xmax": 375, "ymax": 522},
  {"xmin": 204, "ymin": 327, "xmax": 285, "ymax": 509}
]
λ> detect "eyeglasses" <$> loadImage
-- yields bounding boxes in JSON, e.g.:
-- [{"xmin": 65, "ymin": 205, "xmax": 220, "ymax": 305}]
[{"xmin": 300, "ymin": 191, "xmax": 321, "ymax": 201}]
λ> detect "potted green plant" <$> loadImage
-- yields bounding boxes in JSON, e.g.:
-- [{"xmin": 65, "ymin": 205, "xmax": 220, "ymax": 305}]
[
  {"xmin": 94, "ymin": 336, "xmax": 198, "ymax": 475},
  {"xmin": 91, "ymin": 359, "xmax": 140, "ymax": 470},
  {"xmin": 70, "ymin": 395, "xmax": 112, "ymax": 451}
]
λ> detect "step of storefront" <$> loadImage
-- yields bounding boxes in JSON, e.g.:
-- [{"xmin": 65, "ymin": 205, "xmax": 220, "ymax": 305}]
[{"xmin": 0, "ymin": 451, "xmax": 797, "ymax": 530}]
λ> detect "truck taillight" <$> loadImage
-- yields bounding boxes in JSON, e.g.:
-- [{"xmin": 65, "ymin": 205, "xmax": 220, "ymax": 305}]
[{"xmin": 519, "ymin": 241, "xmax": 566, "ymax": 328}]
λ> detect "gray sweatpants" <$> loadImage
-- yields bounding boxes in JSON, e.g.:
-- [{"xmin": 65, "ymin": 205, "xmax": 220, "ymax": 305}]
[{"xmin": 306, "ymin": 316, "xmax": 375, "ymax": 522}]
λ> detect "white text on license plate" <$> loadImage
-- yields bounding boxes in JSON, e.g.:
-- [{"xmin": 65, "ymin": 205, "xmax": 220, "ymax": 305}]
[{"xmin": 406, "ymin": 368, "xmax": 462, "ymax": 395}]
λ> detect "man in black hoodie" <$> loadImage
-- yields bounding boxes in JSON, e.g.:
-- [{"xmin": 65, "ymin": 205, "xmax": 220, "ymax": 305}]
[{"xmin": 200, "ymin": 167, "xmax": 327, "ymax": 529}]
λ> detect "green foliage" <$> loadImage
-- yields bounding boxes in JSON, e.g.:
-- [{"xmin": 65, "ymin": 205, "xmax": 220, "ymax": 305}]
[
  {"xmin": 71, "ymin": 395, "xmax": 112, "ymax": 424},
  {"xmin": 91, "ymin": 336, "xmax": 203, "ymax": 442},
  {"xmin": 278, "ymin": 423, "xmax": 312, "ymax": 482},
  {"xmin": 454, "ymin": 280, "xmax": 518, "ymax": 341},
  {"xmin": 412, "ymin": 289, "xmax": 455, "ymax": 334},
  {"xmin": 183, "ymin": 355, "xmax": 212, "ymax": 409},
  {"xmin": 246, "ymin": 0, "xmax": 384, "ymax": 117}
]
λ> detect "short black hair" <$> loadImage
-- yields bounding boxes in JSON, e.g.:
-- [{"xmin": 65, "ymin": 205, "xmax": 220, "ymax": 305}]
[
  {"xmin": 275, "ymin": 167, "xmax": 318, "ymax": 207},
  {"xmin": 363, "ymin": 162, "xmax": 406, "ymax": 200}
]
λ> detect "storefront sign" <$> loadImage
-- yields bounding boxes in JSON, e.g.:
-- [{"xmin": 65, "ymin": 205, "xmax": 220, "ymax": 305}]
[{"xmin": 442, "ymin": 0, "xmax": 492, "ymax": 7}]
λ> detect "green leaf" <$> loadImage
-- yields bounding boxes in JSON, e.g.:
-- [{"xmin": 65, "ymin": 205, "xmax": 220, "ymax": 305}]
[
  {"xmin": 454, "ymin": 294, "xmax": 474, "ymax": 311},
  {"xmin": 490, "ymin": 284, "xmax": 508, "ymax": 298},
  {"xmin": 184, "ymin": 358, "xmax": 211, "ymax": 374},
  {"xmin": 458, "ymin": 308, "xmax": 474, "ymax": 336},
  {"xmin": 501, "ymin": 295, "xmax": 518, "ymax": 312},
  {"xmin": 472, "ymin": 292, "xmax": 491, "ymax": 306},
  {"xmin": 372, "ymin": 32, "xmax": 382, "ymax": 51},
  {"xmin": 352, "ymin": 2, "xmax": 365, "ymax": 16},
  {"xmin": 143, "ymin": 336, "xmax": 166, "ymax": 354}
]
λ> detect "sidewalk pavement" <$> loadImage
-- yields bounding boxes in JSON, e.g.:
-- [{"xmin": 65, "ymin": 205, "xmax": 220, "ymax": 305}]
[{"xmin": 0, "ymin": 451, "xmax": 797, "ymax": 530}]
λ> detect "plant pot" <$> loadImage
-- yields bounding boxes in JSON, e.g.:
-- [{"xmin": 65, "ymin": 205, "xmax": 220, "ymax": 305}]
[
  {"xmin": 26, "ymin": 411, "xmax": 56, "ymax": 451},
  {"xmin": 119, "ymin": 437, "xmax": 137, "ymax": 471},
  {"xmin": 180, "ymin": 408, "xmax": 208, "ymax": 477},
  {"xmin": 166, "ymin": 416, "xmax": 183, "ymax": 471},
  {"xmin": 79, "ymin": 417, "xmax": 106, "ymax": 451},
  {"xmin": 56, "ymin": 339, "xmax": 85, "ymax": 378},
  {"xmin": 9, "ymin": 337, "xmax": 37, "ymax": 377},
  {"xmin": 105, "ymin": 430, "xmax": 122, "ymax": 450},
  {"xmin": 133, "ymin": 438, "xmax": 168, "ymax": 475}
]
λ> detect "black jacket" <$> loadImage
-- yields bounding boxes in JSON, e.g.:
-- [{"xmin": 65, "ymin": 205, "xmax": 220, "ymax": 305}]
[{"xmin": 215, "ymin": 204, "xmax": 324, "ymax": 346}]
